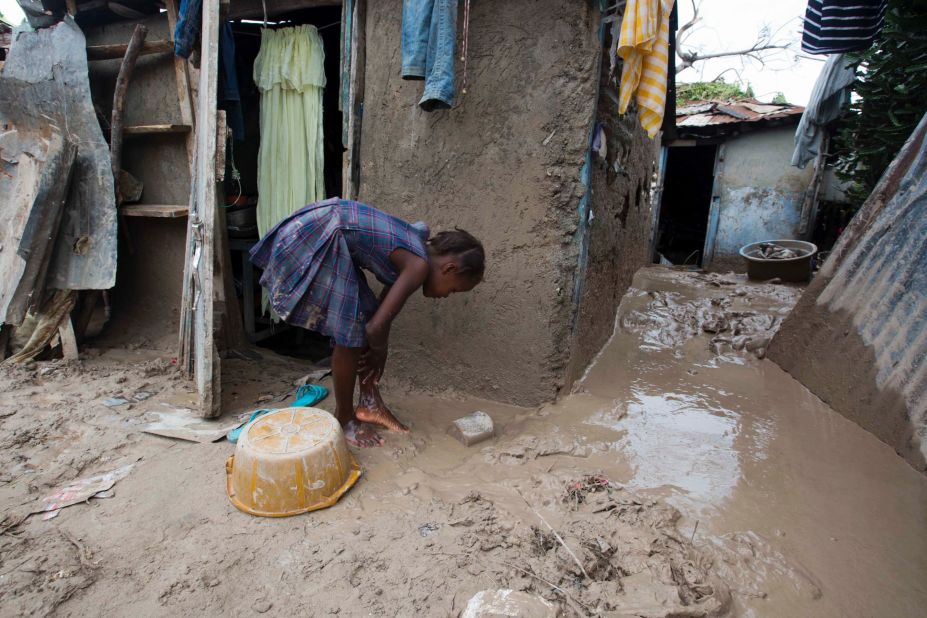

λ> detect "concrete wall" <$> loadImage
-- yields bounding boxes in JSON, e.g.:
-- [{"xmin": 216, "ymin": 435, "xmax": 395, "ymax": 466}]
[
  {"xmin": 769, "ymin": 116, "xmax": 927, "ymax": 472},
  {"xmin": 359, "ymin": 0, "xmax": 608, "ymax": 406},
  {"xmin": 566, "ymin": 47, "xmax": 656, "ymax": 384},
  {"xmin": 709, "ymin": 127, "xmax": 813, "ymax": 271}
]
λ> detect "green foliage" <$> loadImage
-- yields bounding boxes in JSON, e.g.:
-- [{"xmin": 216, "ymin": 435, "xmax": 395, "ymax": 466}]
[
  {"xmin": 772, "ymin": 92, "xmax": 787, "ymax": 104},
  {"xmin": 835, "ymin": 0, "xmax": 927, "ymax": 206},
  {"xmin": 676, "ymin": 79, "xmax": 752, "ymax": 105}
]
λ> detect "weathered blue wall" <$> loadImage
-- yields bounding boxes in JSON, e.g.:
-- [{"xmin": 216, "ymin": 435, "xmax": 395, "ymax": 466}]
[{"xmin": 708, "ymin": 127, "xmax": 813, "ymax": 271}]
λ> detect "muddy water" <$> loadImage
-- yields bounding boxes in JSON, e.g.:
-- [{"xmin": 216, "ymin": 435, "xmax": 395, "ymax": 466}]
[
  {"xmin": 576, "ymin": 268, "xmax": 927, "ymax": 616},
  {"xmin": 354, "ymin": 267, "xmax": 927, "ymax": 616}
]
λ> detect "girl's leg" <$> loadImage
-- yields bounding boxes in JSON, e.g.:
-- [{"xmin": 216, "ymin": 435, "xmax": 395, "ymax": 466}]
[
  {"xmin": 355, "ymin": 366, "xmax": 410, "ymax": 434},
  {"xmin": 332, "ymin": 345, "xmax": 383, "ymax": 448}
]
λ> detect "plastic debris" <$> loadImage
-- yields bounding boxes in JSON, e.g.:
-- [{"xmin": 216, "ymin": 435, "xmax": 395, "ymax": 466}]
[{"xmin": 33, "ymin": 463, "xmax": 135, "ymax": 520}]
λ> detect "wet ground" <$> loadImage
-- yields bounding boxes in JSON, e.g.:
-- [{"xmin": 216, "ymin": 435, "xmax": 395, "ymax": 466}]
[{"xmin": 1, "ymin": 266, "xmax": 925, "ymax": 616}]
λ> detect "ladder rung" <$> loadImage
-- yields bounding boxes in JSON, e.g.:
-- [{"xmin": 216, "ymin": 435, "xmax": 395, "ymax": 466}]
[
  {"xmin": 122, "ymin": 124, "xmax": 192, "ymax": 136},
  {"xmin": 121, "ymin": 204, "xmax": 189, "ymax": 218},
  {"xmin": 86, "ymin": 40, "xmax": 174, "ymax": 61}
]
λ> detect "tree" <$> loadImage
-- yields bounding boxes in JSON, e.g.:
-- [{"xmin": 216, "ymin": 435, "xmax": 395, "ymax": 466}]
[
  {"xmin": 676, "ymin": 0, "xmax": 795, "ymax": 76},
  {"xmin": 676, "ymin": 79, "xmax": 753, "ymax": 105},
  {"xmin": 835, "ymin": 0, "xmax": 927, "ymax": 206}
]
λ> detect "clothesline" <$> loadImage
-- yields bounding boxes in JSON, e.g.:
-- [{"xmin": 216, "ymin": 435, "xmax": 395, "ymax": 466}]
[{"xmin": 233, "ymin": 19, "xmax": 340, "ymax": 36}]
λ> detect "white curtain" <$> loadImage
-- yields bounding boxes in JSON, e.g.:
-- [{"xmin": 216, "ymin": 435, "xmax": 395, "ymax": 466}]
[{"xmin": 254, "ymin": 24, "xmax": 326, "ymax": 238}]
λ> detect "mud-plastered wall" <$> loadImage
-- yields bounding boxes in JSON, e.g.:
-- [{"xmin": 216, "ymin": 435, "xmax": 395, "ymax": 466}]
[
  {"xmin": 566, "ymin": 44, "xmax": 657, "ymax": 383},
  {"xmin": 359, "ymin": 1, "xmax": 600, "ymax": 405}
]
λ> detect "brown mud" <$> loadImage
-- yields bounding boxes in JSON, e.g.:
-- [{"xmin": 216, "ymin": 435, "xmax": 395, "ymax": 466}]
[{"xmin": 1, "ymin": 267, "xmax": 925, "ymax": 616}]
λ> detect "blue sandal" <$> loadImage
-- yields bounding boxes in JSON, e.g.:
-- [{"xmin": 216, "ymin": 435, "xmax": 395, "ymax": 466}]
[
  {"xmin": 291, "ymin": 383, "xmax": 328, "ymax": 408},
  {"xmin": 226, "ymin": 408, "xmax": 273, "ymax": 443},
  {"xmin": 226, "ymin": 385, "xmax": 329, "ymax": 443}
]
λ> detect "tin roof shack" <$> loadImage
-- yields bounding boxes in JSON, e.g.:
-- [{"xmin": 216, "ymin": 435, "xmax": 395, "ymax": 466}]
[
  {"xmin": 2, "ymin": 0, "xmax": 660, "ymax": 412},
  {"xmin": 654, "ymin": 99, "xmax": 815, "ymax": 271}
]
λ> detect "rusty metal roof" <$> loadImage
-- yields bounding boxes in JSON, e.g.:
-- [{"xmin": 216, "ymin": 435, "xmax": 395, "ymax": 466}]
[{"xmin": 677, "ymin": 98, "xmax": 805, "ymax": 130}]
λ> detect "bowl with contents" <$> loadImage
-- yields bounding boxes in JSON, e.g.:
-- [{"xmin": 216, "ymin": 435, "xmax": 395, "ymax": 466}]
[{"xmin": 739, "ymin": 239, "xmax": 817, "ymax": 282}]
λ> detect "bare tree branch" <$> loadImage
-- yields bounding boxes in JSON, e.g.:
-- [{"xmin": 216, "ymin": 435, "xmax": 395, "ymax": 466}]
[{"xmin": 675, "ymin": 0, "xmax": 796, "ymax": 74}]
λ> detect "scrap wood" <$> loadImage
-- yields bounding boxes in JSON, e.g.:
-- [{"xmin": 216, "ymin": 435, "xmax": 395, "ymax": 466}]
[
  {"xmin": 4, "ymin": 290, "xmax": 77, "ymax": 365},
  {"xmin": 2, "ymin": 19, "xmax": 118, "ymax": 291},
  {"xmin": 110, "ymin": 23, "xmax": 148, "ymax": 202},
  {"xmin": 0, "ymin": 83, "xmax": 78, "ymax": 326}
]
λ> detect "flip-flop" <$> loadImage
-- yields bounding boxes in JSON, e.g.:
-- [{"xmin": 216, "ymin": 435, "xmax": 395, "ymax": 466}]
[
  {"xmin": 226, "ymin": 409, "xmax": 273, "ymax": 444},
  {"xmin": 291, "ymin": 383, "xmax": 328, "ymax": 408}
]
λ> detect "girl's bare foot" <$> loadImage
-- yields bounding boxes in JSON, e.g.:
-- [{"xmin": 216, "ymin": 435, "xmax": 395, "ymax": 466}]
[
  {"xmin": 355, "ymin": 403, "xmax": 410, "ymax": 434},
  {"xmin": 343, "ymin": 419, "xmax": 384, "ymax": 448}
]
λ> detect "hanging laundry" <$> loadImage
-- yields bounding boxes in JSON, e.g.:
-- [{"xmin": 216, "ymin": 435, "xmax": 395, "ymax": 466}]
[
  {"xmin": 173, "ymin": 0, "xmax": 201, "ymax": 59},
  {"xmin": 253, "ymin": 24, "xmax": 327, "ymax": 240},
  {"xmin": 792, "ymin": 53, "xmax": 856, "ymax": 168},
  {"xmin": 401, "ymin": 0, "xmax": 459, "ymax": 111},
  {"xmin": 801, "ymin": 0, "xmax": 888, "ymax": 55},
  {"xmin": 617, "ymin": 0, "xmax": 676, "ymax": 138},
  {"xmin": 219, "ymin": 22, "xmax": 246, "ymax": 142}
]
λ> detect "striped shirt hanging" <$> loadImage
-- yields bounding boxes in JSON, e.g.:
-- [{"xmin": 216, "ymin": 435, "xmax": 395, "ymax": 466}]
[{"xmin": 801, "ymin": 0, "xmax": 888, "ymax": 55}]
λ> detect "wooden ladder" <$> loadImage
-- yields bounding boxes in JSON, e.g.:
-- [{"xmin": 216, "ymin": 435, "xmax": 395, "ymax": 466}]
[
  {"xmin": 86, "ymin": 0, "xmax": 196, "ymax": 219},
  {"xmin": 86, "ymin": 0, "xmax": 240, "ymax": 417}
]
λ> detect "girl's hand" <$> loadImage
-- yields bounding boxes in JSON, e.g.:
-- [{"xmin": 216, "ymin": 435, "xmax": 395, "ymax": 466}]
[{"xmin": 360, "ymin": 323, "xmax": 389, "ymax": 384}]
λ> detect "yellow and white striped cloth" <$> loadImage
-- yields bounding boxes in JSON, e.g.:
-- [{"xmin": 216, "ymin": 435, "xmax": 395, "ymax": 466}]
[{"xmin": 617, "ymin": 0, "xmax": 675, "ymax": 138}]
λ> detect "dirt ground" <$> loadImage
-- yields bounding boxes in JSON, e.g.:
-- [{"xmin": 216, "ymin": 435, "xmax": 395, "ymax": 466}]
[{"xmin": 1, "ymin": 267, "xmax": 926, "ymax": 617}]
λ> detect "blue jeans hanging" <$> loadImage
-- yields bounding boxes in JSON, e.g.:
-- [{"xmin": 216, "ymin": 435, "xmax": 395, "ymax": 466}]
[{"xmin": 401, "ymin": 0, "xmax": 458, "ymax": 110}]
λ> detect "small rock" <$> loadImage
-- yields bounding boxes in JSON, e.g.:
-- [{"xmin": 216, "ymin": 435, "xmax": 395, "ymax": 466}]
[
  {"xmin": 252, "ymin": 600, "xmax": 272, "ymax": 613},
  {"xmin": 448, "ymin": 411, "xmax": 495, "ymax": 447},
  {"xmin": 461, "ymin": 590, "xmax": 558, "ymax": 618},
  {"xmin": 102, "ymin": 397, "xmax": 129, "ymax": 407}
]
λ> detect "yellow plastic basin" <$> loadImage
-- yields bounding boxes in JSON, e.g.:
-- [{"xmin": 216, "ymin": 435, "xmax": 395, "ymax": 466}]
[{"xmin": 226, "ymin": 407, "xmax": 361, "ymax": 517}]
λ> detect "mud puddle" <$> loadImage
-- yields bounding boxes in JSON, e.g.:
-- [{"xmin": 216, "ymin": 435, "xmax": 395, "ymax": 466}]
[{"xmin": 1, "ymin": 266, "xmax": 926, "ymax": 616}]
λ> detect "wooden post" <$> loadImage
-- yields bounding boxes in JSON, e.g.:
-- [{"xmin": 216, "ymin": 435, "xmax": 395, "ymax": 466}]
[
  {"xmin": 58, "ymin": 319, "xmax": 79, "ymax": 360},
  {"xmin": 110, "ymin": 24, "xmax": 149, "ymax": 202},
  {"xmin": 189, "ymin": 0, "xmax": 221, "ymax": 417},
  {"xmin": 344, "ymin": 0, "xmax": 366, "ymax": 199}
]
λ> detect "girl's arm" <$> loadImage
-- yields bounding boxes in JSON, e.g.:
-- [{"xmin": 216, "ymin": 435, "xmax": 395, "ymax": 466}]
[{"xmin": 361, "ymin": 249, "xmax": 428, "ymax": 382}]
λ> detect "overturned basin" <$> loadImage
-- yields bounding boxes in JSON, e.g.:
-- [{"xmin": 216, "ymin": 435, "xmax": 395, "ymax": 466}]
[
  {"xmin": 226, "ymin": 407, "xmax": 361, "ymax": 517},
  {"xmin": 739, "ymin": 240, "xmax": 817, "ymax": 282}
]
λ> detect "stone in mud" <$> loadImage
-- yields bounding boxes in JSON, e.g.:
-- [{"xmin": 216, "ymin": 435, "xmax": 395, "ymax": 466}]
[
  {"xmin": 460, "ymin": 589, "xmax": 558, "ymax": 618},
  {"xmin": 449, "ymin": 411, "xmax": 494, "ymax": 447}
]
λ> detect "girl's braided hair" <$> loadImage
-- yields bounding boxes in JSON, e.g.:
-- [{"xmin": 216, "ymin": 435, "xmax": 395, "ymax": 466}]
[{"xmin": 428, "ymin": 228, "xmax": 485, "ymax": 282}]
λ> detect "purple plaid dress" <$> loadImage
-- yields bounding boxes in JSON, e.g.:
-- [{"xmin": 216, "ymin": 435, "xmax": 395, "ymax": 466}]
[{"xmin": 250, "ymin": 198, "xmax": 430, "ymax": 347}]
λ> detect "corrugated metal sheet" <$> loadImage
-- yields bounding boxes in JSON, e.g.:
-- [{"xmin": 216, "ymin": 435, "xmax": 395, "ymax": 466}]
[
  {"xmin": 816, "ymin": 124, "xmax": 927, "ymax": 463},
  {"xmin": 770, "ymin": 113, "xmax": 927, "ymax": 470},
  {"xmin": 676, "ymin": 98, "xmax": 804, "ymax": 128}
]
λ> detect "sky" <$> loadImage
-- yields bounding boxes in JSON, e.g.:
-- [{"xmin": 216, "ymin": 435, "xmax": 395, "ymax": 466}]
[
  {"xmin": 675, "ymin": 0, "xmax": 823, "ymax": 105},
  {"xmin": 0, "ymin": 0, "xmax": 23, "ymax": 24},
  {"xmin": 0, "ymin": 0, "xmax": 822, "ymax": 104}
]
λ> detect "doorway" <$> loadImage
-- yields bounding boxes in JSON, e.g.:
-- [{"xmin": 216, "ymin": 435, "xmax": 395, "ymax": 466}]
[
  {"xmin": 224, "ymin": 6, "xmax": 346, "ymax": 362},
  {"xmin": 654, "ymin": 144, "xmax": 717, "ymax": 266}
]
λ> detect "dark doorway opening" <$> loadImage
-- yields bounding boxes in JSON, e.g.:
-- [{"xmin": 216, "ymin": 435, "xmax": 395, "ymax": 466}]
[
  {"xmin": 655, "ymin": 145, "xmax": 717, "ymax": 266},
  {"xmin": 224, "ymin": 7, "xmax": 344, "ymax": 363}
]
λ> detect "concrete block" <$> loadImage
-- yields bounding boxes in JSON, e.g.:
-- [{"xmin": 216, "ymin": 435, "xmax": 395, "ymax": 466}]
[{"xmin": 448, "ymin": 411, "xmax": 494, "ymax": 447}]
